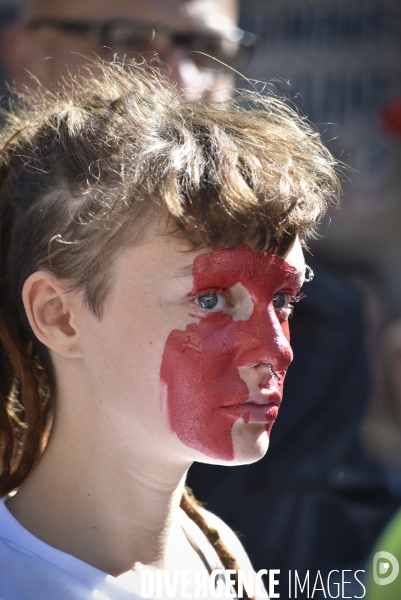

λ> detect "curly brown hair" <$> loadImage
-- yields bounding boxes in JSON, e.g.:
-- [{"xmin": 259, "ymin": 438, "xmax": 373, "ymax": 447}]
[{"xmin": 0, "ymin": 57, "xmax": 340, "ymax": 597}]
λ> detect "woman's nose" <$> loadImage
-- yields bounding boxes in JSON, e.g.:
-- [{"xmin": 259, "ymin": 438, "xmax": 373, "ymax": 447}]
[
  {"xmin": 235, "ymin": 303, "xmax": 293, "ymax": 373},
  {"xmin": 237, "ymin": 362, "xmax": 283, "ymax": 395}
]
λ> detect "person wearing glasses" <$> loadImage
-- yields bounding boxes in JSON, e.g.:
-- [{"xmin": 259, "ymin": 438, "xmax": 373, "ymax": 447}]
[{"xmin": 2, "ymin": 0, "xmax": 255, "ymax": 98}]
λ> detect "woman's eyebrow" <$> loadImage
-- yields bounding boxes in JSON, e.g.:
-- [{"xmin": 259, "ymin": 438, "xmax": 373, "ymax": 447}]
[{"xmin": 175, "ymin": 265, "xmax": 307, "ymax": 281}]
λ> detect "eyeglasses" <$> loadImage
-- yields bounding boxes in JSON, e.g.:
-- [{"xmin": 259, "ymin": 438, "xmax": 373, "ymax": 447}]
[{"xmin": 26, "ymin": 18, "xmax": 257, "ymax": 71}]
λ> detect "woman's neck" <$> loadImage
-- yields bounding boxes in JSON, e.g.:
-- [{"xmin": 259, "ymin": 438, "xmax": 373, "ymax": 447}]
[{"xmin": 6, "ymin": 406, "xmax": 193, "ymax": 576}]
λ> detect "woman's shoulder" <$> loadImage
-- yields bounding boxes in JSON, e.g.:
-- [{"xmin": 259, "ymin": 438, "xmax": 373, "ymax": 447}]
[{"xmin": 0, "ymin": 496, "xmax": 139, "ymax": 600}]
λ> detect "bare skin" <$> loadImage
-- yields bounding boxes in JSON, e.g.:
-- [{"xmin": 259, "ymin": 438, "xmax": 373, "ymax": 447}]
[
  {"xmin": 2, "ymin": 0, "xmax": 237, "ymax": 96},
  {"xmin": 7, "ymin": 233, "xmax": 305, "ymax": 581}
]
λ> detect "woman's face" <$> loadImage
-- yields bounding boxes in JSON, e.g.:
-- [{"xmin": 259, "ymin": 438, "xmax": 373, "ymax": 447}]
[{"xmin": 77, "ymin": 233, "xmax": 305, "ymax": 466}]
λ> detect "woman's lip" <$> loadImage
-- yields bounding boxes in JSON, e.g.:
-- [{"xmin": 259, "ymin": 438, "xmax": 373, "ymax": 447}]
[
  {"xmin": 222, "ymin": 398, "xmax": 281, "ymax": 424},
  {"xmin": 222, "ymin": 392, "xmax": 282, "ymax": 409},
  {"xmin": 244, "ymin": 392, "xmax": 282, "ymax": 407}
]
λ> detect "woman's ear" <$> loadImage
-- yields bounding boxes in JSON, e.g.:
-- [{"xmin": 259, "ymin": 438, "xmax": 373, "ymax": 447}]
[{"xmin": 22, "ymin": 272, "xmax": 83, "ymax": 358}]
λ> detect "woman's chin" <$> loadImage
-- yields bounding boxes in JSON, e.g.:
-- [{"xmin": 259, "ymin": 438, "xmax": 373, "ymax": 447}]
[
  {"xmin": 230, "ymin": 420, "xmax": 270, "ymax": 465},
  {"xmin": 183, "ymin": 420, "xmax": 272, "ymax": 467}
]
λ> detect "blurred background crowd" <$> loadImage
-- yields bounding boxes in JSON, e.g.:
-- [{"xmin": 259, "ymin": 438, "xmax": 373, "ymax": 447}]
[{"xmin": 1, "ymin": 0, "xmax": 401, "ymax": 597}]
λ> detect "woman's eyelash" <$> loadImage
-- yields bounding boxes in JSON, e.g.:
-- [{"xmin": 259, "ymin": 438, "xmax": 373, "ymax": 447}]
[
  {"xmin": 192, "ymin": 289, "xmax": 305, "ymax": 316},
  {"xmin": 287, "ymin": 292, "xmax": 306, "ymax": 319},
  {"xmin": 291, "ymin": 292, "xmax": 306, "ymax": 303},
  {"xmin": 272, "ymin": 291, "xmax": 305, "ymax": 320},
  {"xmin": 191, "ymin": 288, "xmax": 227, "ymax": 297}
]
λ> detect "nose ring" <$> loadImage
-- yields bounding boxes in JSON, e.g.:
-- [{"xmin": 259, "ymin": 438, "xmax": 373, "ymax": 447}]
[{"xmin": 268, "ymin": 364, "xmax": 280, "ymax": 381}]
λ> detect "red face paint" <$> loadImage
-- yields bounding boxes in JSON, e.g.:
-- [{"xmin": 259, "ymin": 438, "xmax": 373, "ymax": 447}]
[{"xmin": 160, "ymin": 245, "xmax": 299, "ymax": 461}]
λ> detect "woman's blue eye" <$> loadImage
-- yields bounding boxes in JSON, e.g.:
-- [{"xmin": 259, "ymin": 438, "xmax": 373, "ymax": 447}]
[
  {"xmin": 197, "ymin": 293, "xmax": 219, "ymax": 310},
  {"xmin": 273, "ymin": 293, "xmax": 288, "ymax": 309}
]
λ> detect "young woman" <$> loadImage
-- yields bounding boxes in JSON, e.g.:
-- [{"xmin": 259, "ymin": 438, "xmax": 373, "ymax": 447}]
[{"xmin": 0, "ymin": 59, "xmax": 339, "ymax": 599}]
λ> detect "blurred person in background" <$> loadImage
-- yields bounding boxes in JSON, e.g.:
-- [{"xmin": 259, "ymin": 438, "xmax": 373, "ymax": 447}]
[
  {"xmin": 1, "ymin": 0, "xmax": 254, "ymax": 99},
  {"xmin": 362, "ymin": 101, "xmax": 401, "ymax": 500},
  {"xmin": 0, "ymin": 0, "xmax": 397, "ymax": 597},
  {"xmin": 188, "ymin": 256, "xmax": 396, "ymax": 597}
]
